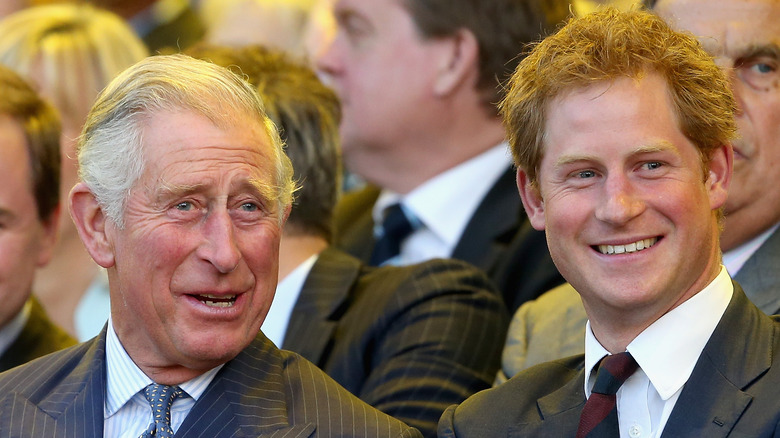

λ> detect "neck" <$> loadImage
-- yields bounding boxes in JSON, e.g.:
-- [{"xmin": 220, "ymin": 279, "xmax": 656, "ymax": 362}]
[
  {"xmin": 348, "ymin": 108, "xmax": 506, "ymax": 194},
  {"xmin": 278, "ymin": 232, "xmax": 328, "ymax": 280}
]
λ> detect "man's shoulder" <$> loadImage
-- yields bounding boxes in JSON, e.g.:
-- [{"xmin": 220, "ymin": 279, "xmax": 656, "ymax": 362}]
[
  {"xmin": 0, "ymin": 340, "xmax": 95, "ymax": 399},
  {"xmin": 233, "ymin": 333, "xmax": 419, "ymax": 437},
  {"xmin": 270, "ymin": 345, "xmax": 422, "ymax": 437},
  {"xmin": 441, "ymin": 355, "xmax": 585, "ymax": 436}
]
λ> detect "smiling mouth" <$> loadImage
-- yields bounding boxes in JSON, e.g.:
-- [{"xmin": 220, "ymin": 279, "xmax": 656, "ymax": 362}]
[
  {"xmin": 193, "ymin": 294, "xmax": 237, "ymax": 308},
  {"xmin": 596, "ymin": 237, "xmax": 658, "ymax": 255}
]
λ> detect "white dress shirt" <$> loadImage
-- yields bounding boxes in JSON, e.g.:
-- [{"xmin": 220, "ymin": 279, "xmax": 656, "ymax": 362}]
[
  {"xmin": 583, "ymin": 266, "xmax": 733, "ymax": 438},
  {"xmin": 372, "ymin": 143, "xmax": 512, "ymax": 265},
  {"xmin": 103, "ymin": 318, "xmax": 222, "ymax": 438},
  {"xmin": 263, "ymin": 253, "xmax": 319, "ymax": 346}
]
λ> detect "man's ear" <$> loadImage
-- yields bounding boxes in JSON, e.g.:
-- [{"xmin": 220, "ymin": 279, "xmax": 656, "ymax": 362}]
[
  {"xmin": 517, "ymin": 168, "xmax": 546, "ymax": 231},
  {"xmin": 706, "ymin": 143, "xmax": 733, "ymax": 211},
  {"xmin": 69, "ymin": 182, "xmax": 115, "ymax": 268},
  {"xmin": 433, "ymin": 28, "xmax": 479, "ymax": 97}
]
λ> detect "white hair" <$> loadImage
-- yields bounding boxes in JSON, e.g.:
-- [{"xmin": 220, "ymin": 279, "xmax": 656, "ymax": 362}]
[{"xmin": 78, "ymin": 54, "xmax": 296, "ymax": 228}]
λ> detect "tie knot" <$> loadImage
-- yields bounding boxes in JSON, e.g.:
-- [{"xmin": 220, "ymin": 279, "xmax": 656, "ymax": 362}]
[
  {"xmin": 370, "ymin": 203, "xmax": 416, "ymax": 266},
  {"xmin": 144, "ymin": 383, "xmax": 183, "ymax": 406},
  {"xmin": 592, "ymin": 352, "xmax": 639, "ymax": 395},
  {"xmin": 380, "ymin": 204, "xmax": 414, "ymax": 239}
]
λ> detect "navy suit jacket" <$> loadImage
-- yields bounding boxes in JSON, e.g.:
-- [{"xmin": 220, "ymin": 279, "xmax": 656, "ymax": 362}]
[
  {"xmin": 282, "ymin": 248, "xmax": 508, "ymax": 437},
  {"xmin": 333, "ymin": 167, "xmax": 564, "ymax": 313},
  {"xmin": 0, "ymin": 328, "xmax": 421, "ymax": 437},
  {"xmin": 440, "ymin": 283, "xmax": 780, "ymax": 437}
]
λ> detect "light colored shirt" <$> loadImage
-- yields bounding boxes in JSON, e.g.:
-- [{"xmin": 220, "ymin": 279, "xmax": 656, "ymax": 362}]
[
  {"xmin": 103, "ymin": 318, "xmax": 222, "ymax": 438},
  {"xmin": 264, "ymin": 253, "xmax": 319, "ymax": 346},
  {"xmin": 373, "ymin": 143, "xmax": 511, "ymax": 265},
  {"xmin": 0, "ymin": 299, "xmax": 31, "ymax": 358},
  {"xmin": 75, "ymin": 269, "xmax": 110, "ymax": 342},
  {"xmin": 584, "ymin": 266, "xmax": 732, "ymax": 438},
  {"xmin": 722, "ymin": 222, "xmax": 780, "ymax": 276}
]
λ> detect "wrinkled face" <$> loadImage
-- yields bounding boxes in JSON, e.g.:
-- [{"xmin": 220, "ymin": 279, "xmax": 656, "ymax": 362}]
[
  {"xmin": 106, "ymin": 109, "xmax": 286, "ymax": 371},
  {"xmin": 315, "ymin": 0, "xmax": 443, "ymax": 168},
  {"xmin": 657, "ymin": 0, "xmax": 780, "ymax": 247},
  {"xmin": 0, "ymin": 115, "xmax": 56, "ymax": 327},
  {"xmin": 518, "ymin": 74, "xmax": 729, "ymax": 322}
]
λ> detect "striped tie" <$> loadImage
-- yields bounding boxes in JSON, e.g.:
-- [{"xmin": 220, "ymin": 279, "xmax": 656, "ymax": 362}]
[
  {"xmin": 139, "ymin": 384, "xmax": 184, "ymax": 438},
  {"xmin": 577, "ymin": 352, "xmax": 638, "ymax": 438}
]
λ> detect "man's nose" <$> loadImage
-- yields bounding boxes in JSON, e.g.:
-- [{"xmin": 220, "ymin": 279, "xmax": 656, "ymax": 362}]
[
  {"xmin": 198, "ymin": 209, "xmax": 242, "ymax": 274},
  {"xmin": 594, "ymin": 176, "xmax": 645, "ymax": 226}
]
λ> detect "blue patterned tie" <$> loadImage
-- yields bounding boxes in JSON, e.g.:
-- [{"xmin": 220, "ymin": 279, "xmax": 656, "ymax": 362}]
[{"xmin": 139, "ymin": 384, "xmax": 184, "ymax": 438}]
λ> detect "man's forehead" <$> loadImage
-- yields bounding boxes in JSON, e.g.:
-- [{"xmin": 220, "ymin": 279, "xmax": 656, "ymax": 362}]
[{"xmin": 658, "ymin": 0, "xmax": 780, "ymax": 58}]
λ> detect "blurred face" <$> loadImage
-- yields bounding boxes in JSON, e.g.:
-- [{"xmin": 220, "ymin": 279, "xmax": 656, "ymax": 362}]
[
  {"xmin": 656, "ymin": 0, "xmax": 780, "ymax": 249},
  {"xmin": 315, "ymin": 0, "xmax": 444, "ymax": 169},
  {"xmin": 518, "ymin": 74, "xmax": 730, "ymax": 325},
  {"xmin": 0, "ymin": 115, "xmax": 57, "ymax": 327},
  {"xmin": 106, "ymin": 109, "xmax": 287, "ymax": 373}
]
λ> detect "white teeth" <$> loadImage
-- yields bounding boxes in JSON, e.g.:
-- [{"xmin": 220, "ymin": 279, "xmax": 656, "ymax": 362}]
[
  {"xmin": 197, "ymin": 294, "xmax": 237, "ymax": 308},
  {"xmin": 204, "ymin": 300, "xmax": 234, "ymax": 308},
  {"xmin": 598, "ymin": 237, "xmax": 657, "ymax": 255}
]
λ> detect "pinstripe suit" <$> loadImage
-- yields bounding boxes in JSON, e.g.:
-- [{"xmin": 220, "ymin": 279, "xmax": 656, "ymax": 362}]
[
  {"xmin": 0, "ymin": 328, "xmax": 422, "ymax": 437},
  {"xmin": 282, "ymin": 248, "xmax": 508, "ymax": 438},
  {"xmin": 0, "ymin": 297, "xmax": 76, "ymax": 372}
]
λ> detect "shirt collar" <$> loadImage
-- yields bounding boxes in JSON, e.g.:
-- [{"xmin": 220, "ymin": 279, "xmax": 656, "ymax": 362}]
[
  {"xmin": 584, "ymin": 266, "xmax": 733, "ymax": 399},
  {"xmin": 373, "ymin": 143, "xmax": 511, "ymax": 248},
  {"xmin": 104, "ymin": 317, "xmax": 223, "ymax": 417},
  {"xmin": 264, "ymin": 253, "xmax": 319, "ymax": 346}
]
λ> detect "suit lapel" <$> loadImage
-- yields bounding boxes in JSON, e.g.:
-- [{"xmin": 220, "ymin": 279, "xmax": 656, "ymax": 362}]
[
  {"xmin": 333, "ymin": 186, "xmax": 380, "ymax": 263},
  {"xmin": 733, "ymin": 225, "xmax": 780, "ymax": 314},
  {"xmin": 509, "ymin": 368, "xmax": 585, "ymax": 437},
  {"xmin": 281, "ymin": 248, "xmax": 360, "ymax": 366},
  {"xmin": 2, "ymin": 332, "xmax": 107, "ymax": 437},
  {"xmin": 662, "ymin": 284, "xmax": 772, "ymax": 437},
  {"xmin": 451, "ymin": 167, "xmax": 521, "ymax": 270},
  {"xmin": 177, "ymin": 334, "xmax": 315, "ymax": 437}
]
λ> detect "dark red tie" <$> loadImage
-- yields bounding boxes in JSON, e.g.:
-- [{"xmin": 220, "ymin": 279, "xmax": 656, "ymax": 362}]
[{"xmin": 577, "ymin": 352, "xmax": 639, "ymax": 438}]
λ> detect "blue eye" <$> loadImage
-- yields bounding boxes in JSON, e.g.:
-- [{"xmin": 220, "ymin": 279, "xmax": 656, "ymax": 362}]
[
  {"xmin": 240, "ymin": 202, "xmax": 258, "ymax": 212},
  {"xmin": 752, "ymin": 62, "xmax": 774, "ymax": 74},
  {"xmin": 644, "ymin": 162, "xmax": 663, "ymax": 170},
  {"xmin": 578, "ymin": 170, "xmax": 596, "ymax": 178},
  {"xmin": 175, "ymin": 201, "xmax": 193, "ymax": 211}
]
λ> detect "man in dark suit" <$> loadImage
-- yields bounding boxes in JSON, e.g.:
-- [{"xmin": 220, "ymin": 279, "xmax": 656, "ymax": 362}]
[
  {"xmin": 0, "ymin": 54, "xmax": 420, "ymax": 437},
  {"xmin": 186, "ymin": 44, "xmax": 508, "ymax": 438},
  {"xmin": 316, "ymin": 0, "xmax": 571, "ymax": 313},
  {"xmin": 0, "ymin": 65, "xmax": 76, "ymax": 372},
  {"xmin": 440, "ymin": 9, "xmax": 780, "ymax": 437},
  {"xmin": 497, "ymin": 0, "xmax": 780, "ymax": 381}
]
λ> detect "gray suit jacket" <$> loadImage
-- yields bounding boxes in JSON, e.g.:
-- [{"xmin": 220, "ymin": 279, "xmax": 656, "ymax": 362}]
[
  {"xmin": 282, "ymin": 248, "xmax": 508, "ymax": 438},
  {"xmin": 442, "ymin": 284, "xmax": 780, "ymax": 437},
  {"xmin": 498, "ymin": 225, "xmax": 780, "ymax": 381},
  {"xmin": 0, "ymin": 328, "xmax": 421, "ymax": 437}
]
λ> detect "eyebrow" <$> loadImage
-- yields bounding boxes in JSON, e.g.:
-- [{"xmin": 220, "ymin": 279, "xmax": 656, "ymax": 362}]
[
  {"xmin": 554, "ymin": 143, "xmax": 673, "ymax": 168},
  {"xmin": 156, "ymin": 179, "xmax": 277, "ymax": 205},
  {"xmin": 735, "ymin": 43, "xmax": 780, "ymax": 63}
]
